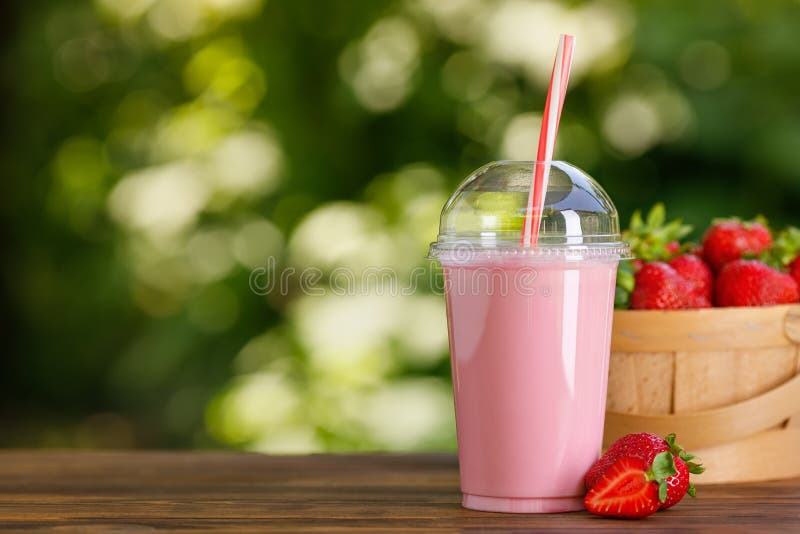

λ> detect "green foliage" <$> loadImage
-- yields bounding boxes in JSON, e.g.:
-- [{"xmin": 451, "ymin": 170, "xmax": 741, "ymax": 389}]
[{"xmin": 4, "ymin": 0, "xmax": 800, "ymax": 451}]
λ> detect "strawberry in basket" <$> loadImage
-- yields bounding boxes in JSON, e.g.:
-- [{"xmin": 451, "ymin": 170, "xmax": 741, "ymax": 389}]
[
  {"xmin": 618, "ymin": 207, "xmax": 800, "ymax": 309},
  {"xmin": 702, "ymin": 219, "xmax": 772, "ymax": 272},
  {"xmin": 618, "ymin": 204, "xmax": 713, "ymax": 310}
]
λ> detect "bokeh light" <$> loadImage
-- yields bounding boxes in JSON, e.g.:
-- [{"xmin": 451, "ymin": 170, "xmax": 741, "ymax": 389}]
[
  {"xmin": 679, "ymin": 40, "xmax": 732, "ymax": 91},
  {"xmin": 339, "ymin": 16, "xmax": 421, "ymax": 112},
  {"xmin": 108, "ymin": 161, "xmax": 211, "ymax": 238},
  {"xmin": 7, "ymin": 0, "xmax": 800, "ymax": 454},
  {"xmin": 481, "ymin": 0, "xmax": 633, "ymax": 86},
  {"xmin": 501, "ymin": 112, "xmax": 543, "ymax": 160}
]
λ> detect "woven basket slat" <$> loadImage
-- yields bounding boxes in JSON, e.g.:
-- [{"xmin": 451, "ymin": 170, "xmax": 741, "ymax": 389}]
[
  {"xmin": 606, "ymin": 304, "xmax": 800, "ymax": 484},
  {"xmin": 607, "ymin": 352, "xmax": 673, "ymax": 414}
]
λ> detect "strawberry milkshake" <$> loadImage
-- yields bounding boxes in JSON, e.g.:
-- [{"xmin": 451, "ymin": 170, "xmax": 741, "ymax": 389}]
[{"xmin": 430, "ymin": 161, "xmax": 630, "ymax": 513}]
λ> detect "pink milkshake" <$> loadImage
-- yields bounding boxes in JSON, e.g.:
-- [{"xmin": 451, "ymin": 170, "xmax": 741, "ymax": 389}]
[
  {"xmin": 444, "ymin": 260, "xmax": 617, "ymax": 512},
  {"xmin": 430, "ymin": 161, "xmax": 630, "ymax": 513}
]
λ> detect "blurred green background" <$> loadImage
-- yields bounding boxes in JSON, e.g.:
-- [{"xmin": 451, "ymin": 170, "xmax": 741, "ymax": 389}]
[{"xmin": 2, "ymin": 0, "xmax": 800, "ymax": 452}]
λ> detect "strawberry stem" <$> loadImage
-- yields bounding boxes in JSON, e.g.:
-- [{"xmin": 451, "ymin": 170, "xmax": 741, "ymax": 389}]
[
  {"xmin": 663, "ymin": 433, "xmax": 705, "ymax": 501},
  {"xmin": 664, "ymin": 433, "xmax": 705, "ymax": 474}
]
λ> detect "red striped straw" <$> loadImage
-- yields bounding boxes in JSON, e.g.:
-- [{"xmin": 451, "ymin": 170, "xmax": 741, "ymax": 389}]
[{"xmin": 521, "ymin": 34, "xmax": 576, "ymax": 247}]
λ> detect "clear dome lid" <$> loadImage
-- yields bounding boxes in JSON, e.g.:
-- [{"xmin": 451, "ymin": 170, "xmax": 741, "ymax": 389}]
[{"xmin": 429, "ymin": 161, "xmax": 631, "ymax": 261}]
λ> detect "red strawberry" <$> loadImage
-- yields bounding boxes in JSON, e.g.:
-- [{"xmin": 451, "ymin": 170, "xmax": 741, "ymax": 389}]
[
  {"xmin": 665, "ymin": 240, "xmax": 681, "ymax": 255},
  {"xmin": 586, "ymin": 433, "xmax": 704, "ymax": 511},
  {"xmin": 669, "ymin": 254, "xmax": 713, "ymax": 308},
  {"xmin": 584, "ymin": 452, "xmax": 676, "ymax": 519},
  {"xmin": 702, "ymin": 220, "xmax": 772, "ymax": 272},
  {"xmin": 715, "ymin": 259, "xmax": 799, "ymax": 307},
  {"xmin": 789, "ymin": 257, "xmax": 800, "ymax": 287},
  {"xmin": 749, "ymin": 223, "xmax": 772, "ymax": 250},
  {"xmin": 585, "ymin": 432, "xmax": 668, "ymax": 489},
  {"xmin": 631, "ymin": 262, "xmax": 690, "ymax": 310}
]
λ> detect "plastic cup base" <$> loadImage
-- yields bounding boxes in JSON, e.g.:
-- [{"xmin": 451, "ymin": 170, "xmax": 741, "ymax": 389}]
[{"xmin": 462, "ymin": 493, "xmax": 585, "ymax": 514}]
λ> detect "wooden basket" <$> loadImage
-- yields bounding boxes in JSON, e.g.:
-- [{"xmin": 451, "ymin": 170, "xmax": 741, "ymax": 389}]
[{"xmin": 605, "ymin": 304, "xmax": 800, "ymax": 484}]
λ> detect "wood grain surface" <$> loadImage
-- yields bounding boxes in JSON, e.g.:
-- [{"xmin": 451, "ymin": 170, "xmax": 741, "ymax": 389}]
[{"xmin": 0, "ymin": 451, "xmax": 798, "ymax": 532}]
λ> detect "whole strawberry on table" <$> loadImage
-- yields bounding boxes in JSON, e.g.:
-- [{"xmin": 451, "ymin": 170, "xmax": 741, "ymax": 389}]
[
  {"xmin": 584, "ymin": 432, "xmax": 704, "ymax": 519},
  {"xmin": 616, "ymin": 204, "xmax": 800, "ymax": 309}
]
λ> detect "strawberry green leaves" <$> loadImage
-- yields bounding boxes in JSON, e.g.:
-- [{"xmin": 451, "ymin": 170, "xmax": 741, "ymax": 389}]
[
  {"xmin": 763, "ymin": 226, "xmax": 800, "ymax": 268},
  {"xmin": 624, "ymin": 204, "xmax": 693, "ymax": 262},
  {"xmin": 665, "ymin": 432, "xmax": 705, "ymax": 475},
  {"xmin": 615, "ymin": 261, "xmax": 635, "ymax": 309}
]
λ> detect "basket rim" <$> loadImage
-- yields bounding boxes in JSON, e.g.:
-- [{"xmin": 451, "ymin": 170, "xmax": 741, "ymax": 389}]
[
  {"xmin": 614, "ymin": 303, "xmax": 800, "ymax": 317},
  {"xmin": 611, "ymin": 303, "xmax": 800, "ymax": 352}
]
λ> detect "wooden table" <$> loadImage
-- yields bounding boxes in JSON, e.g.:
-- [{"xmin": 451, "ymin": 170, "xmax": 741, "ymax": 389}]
[{"xmin": 1, "ymin": 452, "xmax": 798, "ymax": 532}]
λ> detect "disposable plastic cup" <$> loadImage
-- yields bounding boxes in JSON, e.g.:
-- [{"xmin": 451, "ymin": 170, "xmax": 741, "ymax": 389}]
[{"xmin": 429, "ymin": 161, "xmax": 630, "ymax": 513}]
